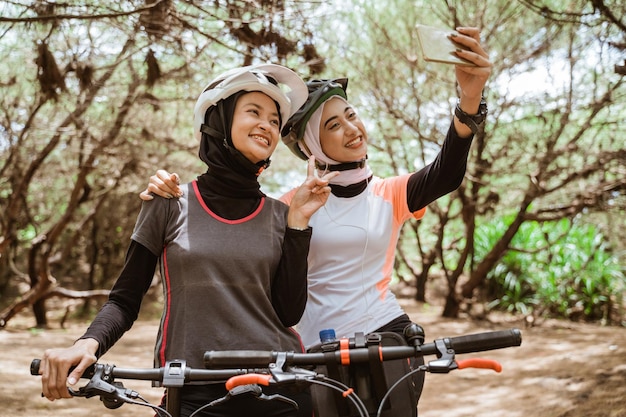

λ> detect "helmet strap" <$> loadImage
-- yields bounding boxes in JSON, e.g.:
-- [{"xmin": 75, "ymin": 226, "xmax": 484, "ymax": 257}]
[
  {"xmin": 200, "ymin": 123, "xmax": 270, "ymax": 175},
  {"xmin": 316, "ymin": 157, "xmax": 367, "ymax": 172},
  {"xmin": 222, "ymin": 138, "xmax": 270, "ymax": 175}
]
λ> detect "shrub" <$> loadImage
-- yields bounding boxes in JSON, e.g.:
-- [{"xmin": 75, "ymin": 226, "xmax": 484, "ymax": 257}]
[{"xmin": 475, "ymin": 216, "xmax": 625, "ymax": 323}]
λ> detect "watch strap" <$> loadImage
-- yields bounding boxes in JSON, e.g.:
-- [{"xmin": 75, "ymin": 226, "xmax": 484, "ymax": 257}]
[{"xmin": 454, "ymin": 98, "xmax": 488, "ymax": 134}]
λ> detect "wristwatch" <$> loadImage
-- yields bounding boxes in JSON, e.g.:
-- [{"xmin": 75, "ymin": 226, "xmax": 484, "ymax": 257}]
[{"xmin": 454, "ymin": 98, "xmax": 488, "ymax": 134}]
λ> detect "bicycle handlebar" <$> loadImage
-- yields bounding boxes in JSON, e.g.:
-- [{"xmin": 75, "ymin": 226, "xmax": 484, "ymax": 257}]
[
  {"xmin": 30, "ymin": 328, "xmax": 521, "ymax": 417},
  {"xmin": 31, "ymin": 328, "xmax": 521, "ymax": 386},
  {"xmin": 204, "ymin": 329, "xmax": 522, "ymax": 368},
  {"xmin": 29, "ymin": 359, "xmax": 249, "ymax": 382}
]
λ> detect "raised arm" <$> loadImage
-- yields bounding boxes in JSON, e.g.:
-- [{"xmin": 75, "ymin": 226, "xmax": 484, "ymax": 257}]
[{"xmin": 449, "ymin": 27, "xmax": 492, "ymax": 138}]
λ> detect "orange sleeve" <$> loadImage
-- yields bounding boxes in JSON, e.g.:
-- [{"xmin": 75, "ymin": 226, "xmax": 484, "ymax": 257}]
[{"xmin": 279, "ymin": 188, "xmax": 297, "ymax": 206}]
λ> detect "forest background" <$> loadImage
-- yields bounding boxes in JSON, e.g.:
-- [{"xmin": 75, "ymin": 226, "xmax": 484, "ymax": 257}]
[{"xmin": 0, "ymin": 0, "xmax": 625, "ymax": 331}]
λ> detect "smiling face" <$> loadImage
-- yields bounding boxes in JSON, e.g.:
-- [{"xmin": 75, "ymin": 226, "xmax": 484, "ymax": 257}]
[
  {"xmin": 230, "ymin": 91, "xmax": 281, "ymax": 164},
  {"xmin": 319, "ymin": 97, "xmax": 368, "ymax": 163}
]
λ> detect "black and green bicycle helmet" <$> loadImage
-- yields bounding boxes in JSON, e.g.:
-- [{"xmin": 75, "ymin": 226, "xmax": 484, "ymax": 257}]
[{"xmin": 281, "ymin": 78, "xmax": 348, "ymax": 161}]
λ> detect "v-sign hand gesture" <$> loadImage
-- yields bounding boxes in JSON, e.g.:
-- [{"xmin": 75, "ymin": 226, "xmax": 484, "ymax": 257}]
[{"xmin": 287, "ymin": 156, "xmax": 339, "ymax": 229}]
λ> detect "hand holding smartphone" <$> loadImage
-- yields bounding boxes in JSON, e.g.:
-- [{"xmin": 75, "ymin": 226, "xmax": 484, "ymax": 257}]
[{"xmin": 415, "ymin": 24, "xmax": 477, "ymax": 67}]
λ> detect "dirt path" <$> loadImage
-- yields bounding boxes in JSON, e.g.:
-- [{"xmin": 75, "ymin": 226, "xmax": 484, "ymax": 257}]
[{"xmin": 1, "ymin": 302, "xmax": 625, "ymax": 416}]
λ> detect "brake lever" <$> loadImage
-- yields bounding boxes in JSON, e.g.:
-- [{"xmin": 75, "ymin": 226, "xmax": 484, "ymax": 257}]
[
  {"xmin": 68, "ymin": 364, "xmax": 115, "ymax": 398},
  {"xmin": 426, "ymin": 339, "xmax": 458, "ymax": 373},
  {"xmin": 269, "ymin": 352, "xmax": 319, "ymax": 384},
  {"xmin": 227, "ymin": 383, "xmax": 299, "ymax": 409},
  {"xmin": 69, "ymin": 364, "xmax": 139, "ymax": 409}
]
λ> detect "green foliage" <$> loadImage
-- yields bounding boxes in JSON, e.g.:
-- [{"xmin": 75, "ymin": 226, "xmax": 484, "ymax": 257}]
[{"xmin": 477, "ymin": 216, "xmax": 625, "ymax": 322}]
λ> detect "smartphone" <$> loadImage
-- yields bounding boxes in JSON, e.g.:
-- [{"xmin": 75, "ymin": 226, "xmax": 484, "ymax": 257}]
[{"xmin": 415, "ymin": 24, "xmax": 476, "ymax": 66}]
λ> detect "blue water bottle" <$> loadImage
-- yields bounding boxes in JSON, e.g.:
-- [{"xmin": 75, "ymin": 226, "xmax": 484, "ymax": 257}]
[{"xmin": 319, "ymin": 328, "xmax": 336, "ymax": 343}]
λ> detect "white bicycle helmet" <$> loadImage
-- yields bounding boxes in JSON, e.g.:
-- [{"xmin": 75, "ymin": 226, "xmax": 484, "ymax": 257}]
[{"xmin": 193, "ymin": 64, "xmax": 307, "ymax": 142}]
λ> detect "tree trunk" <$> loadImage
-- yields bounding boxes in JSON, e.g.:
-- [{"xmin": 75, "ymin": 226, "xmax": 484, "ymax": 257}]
[
  {"xmin": 0, "ymin": 272, "xmax": 54, "ymax": 328},
  {"xmin": 441, "ymin": 289, "xmax": 460, "ymax": 318},
  {"xmin": 414, "ymin": 248, "xmax": 437, "ymax": 302},
  {"xmin": 33, "ymin": 298, "xmax": 48, "ymax": 327},
  {"xmin": 461, "ymin": 210, "xmax": 527, "ymax": 299},
  {"xmin": 414, "ymin": 270, "xmax": 428, "ymax": 302}
]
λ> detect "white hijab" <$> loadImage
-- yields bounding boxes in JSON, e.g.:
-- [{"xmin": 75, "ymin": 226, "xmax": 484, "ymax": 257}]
[{"xmin": 300, "ymin": 97, "xmax": 373, "ymax": 187}]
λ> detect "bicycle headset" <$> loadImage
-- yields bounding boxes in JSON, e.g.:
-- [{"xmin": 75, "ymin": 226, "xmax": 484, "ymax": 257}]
[{"xmin": 281, "ymin": 78, "xmax": 368, "ymax": 172}]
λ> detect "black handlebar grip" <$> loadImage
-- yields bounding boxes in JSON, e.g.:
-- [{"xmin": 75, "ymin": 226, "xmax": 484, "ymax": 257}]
[
  {"xmin": 30, "ymin": 359, "xmax": 41, "ymax": 375},
  {"xmin": 444, "ymin": 328, "xmax": 522, "ymax": 354},
  {"xmin": 29, "ymin": 359, "xmax": 97, "ymax": 379},
  {"xmin": 204, "ymin": 350, "xmax": 276, "ymax": 368}
]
